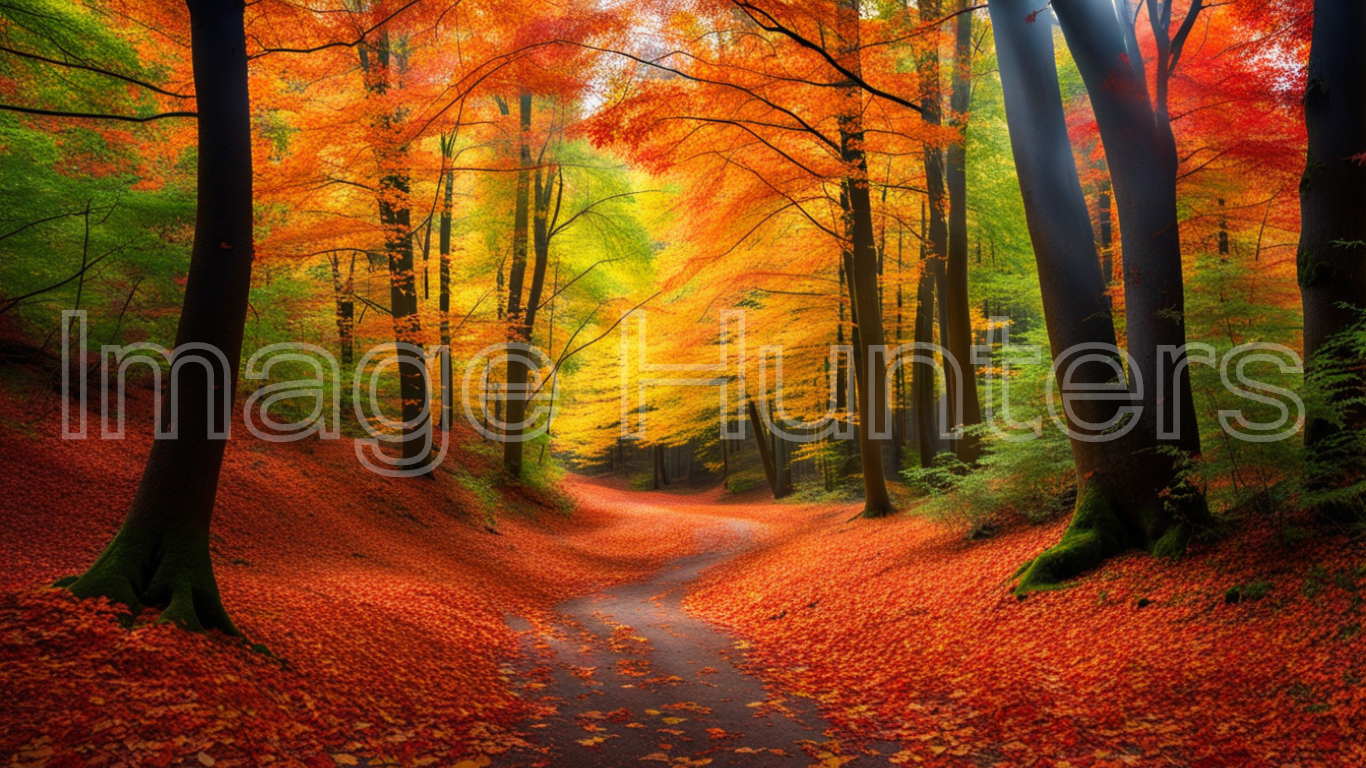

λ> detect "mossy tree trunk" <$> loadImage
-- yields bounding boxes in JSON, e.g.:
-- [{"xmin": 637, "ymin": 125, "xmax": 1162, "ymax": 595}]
[
  {"xmin": 65, "ymin": 0, "xmax": 253, "ymax": 633},
  {"xmin": 1297, "ymin": 0, "xmax": 1366, "ymax": 513},
  {"xmin": 988, "ymin": 0, "xmax": 1204, "ymax": 595}
]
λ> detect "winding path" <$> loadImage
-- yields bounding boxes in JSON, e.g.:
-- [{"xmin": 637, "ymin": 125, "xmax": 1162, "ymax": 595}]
[{"xmin": 496, "ymin": 489, "xmax": 893, "ymax": 767}]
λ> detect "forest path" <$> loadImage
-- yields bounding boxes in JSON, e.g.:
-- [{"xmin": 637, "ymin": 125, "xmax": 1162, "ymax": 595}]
[{"xmin": 495, "ymin": 481, "xmax": 892, "ymax": 767}]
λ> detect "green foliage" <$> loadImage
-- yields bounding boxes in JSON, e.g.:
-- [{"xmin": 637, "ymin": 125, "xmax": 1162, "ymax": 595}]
[
  {"xmin": 724, "ymin": 468, "xmax": 763, "ymax": 495},
  {"xmin": 903, "ymin": 341, "xmax": 1076, "ymax": 531},
  {"xmin": 1182, "ymin": 250, "xmax": 1306, "ymax": 520},
  {"xmin": 1296, "ymin": 317, "xmax": 1366, "ymax": 521},
  {"xmin": 454, "ymin": 468, "xmax": 499, "ymax": 525},
  {"xmin": 966, "ymin": 42, "xmax": 1047, "ymax": 340},
  {"xmin": 0, "ymin": 1, "xmax": 197, "ymax": 351},
  {"xmin": 789, "ymin": 474, "xmax": 863, "ymax": 503}
]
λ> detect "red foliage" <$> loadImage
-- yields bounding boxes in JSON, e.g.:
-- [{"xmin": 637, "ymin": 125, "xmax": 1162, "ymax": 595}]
[
  {"xmin": 4, "ymin": 386, "xmax": 1364, "ymax": 767},
  {"xmin": 0, "ymin": 387, "xmax": 726, "ymax": 766},
  {"xmin": 688, "ymin": 504, "xmax": 1366, "ymax": 767}
]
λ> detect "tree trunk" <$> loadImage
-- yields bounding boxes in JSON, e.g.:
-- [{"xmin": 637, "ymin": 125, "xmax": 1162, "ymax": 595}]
[
  {"xmin": 329, "ymin": 254, "xmax": 355, "ymax": 368},
  {"xmin": 364, "ymin": 31, "xmax": 428, "ymax": 470},
  {"xmin": 1052, "ymin": 0, "xmax": 1205, "ymax": 477},
  {"xmin": 912, "ymin": 205, "xmax": 937, "ymax": 468},
  {"xmin": 747, "ymin": 400, "xmax": 783, "ymax": 498},
  {"xmin": 438, "ymin": 134, "xmax": 455, "ymax": 430},
  {"xmin": 775, "ymin": 432, "xmax": 793, "ymax": 496},
  {"xmin": 914, "ymin": 0, "xmax": 950, "ymax": 471},
  {"xmin": 837, "ymin": 0, "xmax": 895, "ymax": 516},
  {"xmin": 655, "ymin": 444, "xmax": 671, "ymax": 487},
  {"xmin": 1298, "ymin": 0, "xmax": 1366, "ymax": 512},
  {"xmin": 944, "ymin": 0, "xmax": 982, "ymax": 463},
  {"xmin": 380, "ymin": 168, "xmax": 426, "ymax": 467},
  {"xmin": 989, "ymin": 0, "xmax": 1202, "ymax": 595},
  {"xmin": 66, "ymin": 0, "xmax": 252, "ymax": 634},
  {"xmin": 503, "ymin": 90, "xmax": 533, "ymax": 477}
]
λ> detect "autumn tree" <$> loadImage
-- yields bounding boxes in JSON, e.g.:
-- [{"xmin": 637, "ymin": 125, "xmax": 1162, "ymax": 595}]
[
  {"xmin": 988, "ymin": 0, "xmax": 1214, "ymax": 591},
  {"xmin": 62, "ymin": 0, "xmax": 254, "ymax": 632},
  {"xmin": 1051, "ymin": 0, "xmax": 1209, "ymax": 479},
  {"xmin": 833, "ymin": 0, "xmax": 895, "ymax": 515},
  {"xmin": 588, "ymin": 0, "xmax": 943, "ymax": 514},
  {"xmin": 942, "ymin": 0, "xmax": 982, "ymax": 463},
  {"xmin": 1296, "ymin": 0, "xmax": 1366, "ymax": 514},
  {"xmin": 362, "ymin": 25, "xmax": 430, "ymax": 471}
]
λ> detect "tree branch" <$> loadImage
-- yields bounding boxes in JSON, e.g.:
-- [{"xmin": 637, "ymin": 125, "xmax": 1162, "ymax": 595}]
[
  {"xmin": 0, "ymin": 104, "xmax": 196, "ymax": 122},
  {"xmin": 0, "ymin": 44, "xmax": 193, "ymax": 98}
]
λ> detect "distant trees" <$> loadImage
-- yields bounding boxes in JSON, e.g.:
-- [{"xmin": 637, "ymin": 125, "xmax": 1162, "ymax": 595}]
[{"xmin": 362, "ymin": 27, "xmax": 431, "ymax": 472}]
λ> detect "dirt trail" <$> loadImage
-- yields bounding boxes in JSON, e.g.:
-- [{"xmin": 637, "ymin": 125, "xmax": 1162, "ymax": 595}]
[{"xmin": 495, "ymin": 482, "xmax": 891, "ymax": 767}]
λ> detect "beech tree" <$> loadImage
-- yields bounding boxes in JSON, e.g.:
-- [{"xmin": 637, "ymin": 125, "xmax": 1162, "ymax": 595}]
[
  {"xmin": 1050, "ymin": 0, "xmax": 1209, "ymax": 476},
  {"xmin": 1296, "ymin": 0, "xmax": 1366, "ymax": 512},
  {"xmin": 834, "ymin": 0, "xmax": 895, "ymax": 516},
  {"xmin": 943, "ymin": 0, "xmax": 982, "ymax": 463},
  {"xmin": 64, "ymin": 0, "xmax": 254, "ymax": 632},
  {"xmin": 363, "ymin": 28, "xmax": 430, "ymax": 471},
  {"xmin": 989, "ymin": 0, "xmax": 1206, "ymax": 593}
]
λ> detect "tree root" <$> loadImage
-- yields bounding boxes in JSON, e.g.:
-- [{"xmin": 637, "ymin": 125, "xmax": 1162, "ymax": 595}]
[
  {"xmin": 1013, "ymin": 477, "xmax": 1203, "ymax": 596},
  {"xmin": 1014, "ymin": 481, "xmax": 1130, "ymax": 596},
  {"xmin": 63, "ymin": 522, "xmax": 238, "ymax": 635}
]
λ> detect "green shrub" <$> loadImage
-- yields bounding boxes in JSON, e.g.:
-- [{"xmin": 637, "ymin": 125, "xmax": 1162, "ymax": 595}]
[{"xmin": 903, "ymin": 423, "xmax": 1075, "ymax": 531}]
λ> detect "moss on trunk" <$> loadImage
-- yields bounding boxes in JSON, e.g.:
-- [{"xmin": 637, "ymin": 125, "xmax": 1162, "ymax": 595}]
[
  {"xmin": 64, "ymin": 522, "xmax": 237, "ymax": 635},
  {"xmin": 1014, "ymin": 475, "xmax": 1201, "ymax": 596},
  {"xmin": 1014, "ymin": 482, "xmax": 1132, "ymax": 595}
]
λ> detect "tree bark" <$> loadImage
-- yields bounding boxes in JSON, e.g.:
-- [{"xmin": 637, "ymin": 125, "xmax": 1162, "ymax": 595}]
[
  {"xmin": 944, "ymin": 0, "xmax": 982, "ymax": 462},
  {"xmin": 66, "ymin": 0, "xmax": 252, "ymax": 634},
  {"xmin": 379, "ymin": 167, "xmax": 426, "ymax": 466},
  {"xmin": 1297, "ymin": 0, "xmax": 1366, "ymax": 504},
  {"xmin": 328, "ymin": 254, "xmax": 355, "ymax": 368},
  {"xmin": 363, "ymin": 30, "xmax": 428, "ymax": 470},
  {"xmin": 913, "ymin": 0, "xmax": 950, "ymax": 472},
  {"xmin": 775, "ymin": 431, "xmax": 793, "ymax": 496},
  {"xmin": 912, "ymin": 267, "xmax": 937, "ymax": 467},
  {"xmin": 438, "ymin": 133, "xmax": 455, "ymax": 430},
  {"xmin": 747, "ymin": 400, "xmax": 783, "ymax": 498},
  {"xmin": 503, "ymin": 90, "xmax": 533, "ymax": 477},
  {"xmin": 989, "ymin": 0, "xmax": 1202, "ymax": 595},
  {"xmin": 1052, "ymin": 0, "xmax": 1204, "ymax": 470},
  {"xmin": 653, "ymin": 443, "xmax": 670, "ymax": 488},
  {"xmin": 837, "ymin": 0, "xmax": 895, "ymax": 516}
]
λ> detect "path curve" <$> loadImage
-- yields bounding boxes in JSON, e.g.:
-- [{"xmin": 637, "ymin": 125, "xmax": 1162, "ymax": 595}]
[{"xmin": 495, "ymin": 483, "xmax": 891, "ymax": 767}]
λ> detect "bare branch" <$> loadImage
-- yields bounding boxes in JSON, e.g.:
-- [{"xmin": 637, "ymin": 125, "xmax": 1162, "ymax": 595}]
[
  {"xmin": 0, "ymin": 44, "xmax": 193, "ymax": 98},
  {"xmin": 0, "ymin": 103, "xmax": 196, "ymax": 122}
]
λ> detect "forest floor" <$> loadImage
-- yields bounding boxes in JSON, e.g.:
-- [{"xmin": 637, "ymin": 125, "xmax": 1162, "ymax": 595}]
[
  {"xmin": 1, "ymin": 383, "xmax": 1365, "ymax": 767},
  {"xmin": 491, "ymin": 484, "xmax": 902, "ymax": 768}
]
